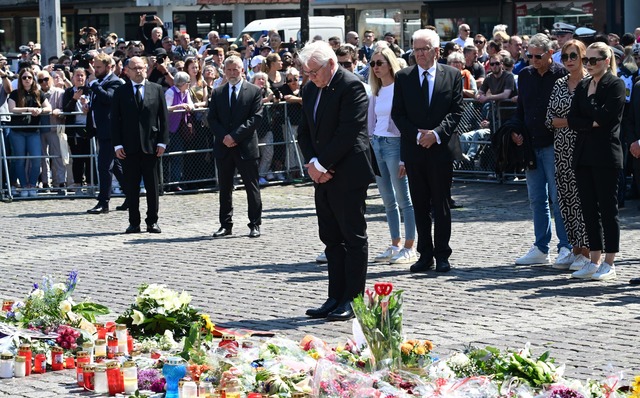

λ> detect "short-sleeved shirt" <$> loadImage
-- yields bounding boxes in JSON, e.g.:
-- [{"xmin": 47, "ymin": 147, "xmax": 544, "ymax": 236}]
[
  {"xmin": 8, "ymin": 90, "xmax": 46, "ymax": 132},
  {"xmin": 480, "ymin": 71, "xmax": 516, "ymax": 98},
  {"xmin": 465, "ymin": 62, "xmax": 485, "ymax": 81}
]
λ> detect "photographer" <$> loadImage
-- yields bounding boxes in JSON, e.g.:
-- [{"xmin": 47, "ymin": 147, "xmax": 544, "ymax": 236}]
[
  {"xmin": 147, "ymin": 48, "xmax": 176, "ymax": 90},
  {"xmin": 77, "ymin": 27, "xmax": 99, "ymax": 52},
  {"xmin": 139, "ymin": 14, "xmax": 167, "ymax": 55}
]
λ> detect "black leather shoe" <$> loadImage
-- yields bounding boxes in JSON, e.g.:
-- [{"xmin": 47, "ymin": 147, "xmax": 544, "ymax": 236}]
[
  {"xmin": 249, "ymin": 226, "xmax": 260, "ymax": 238},
  {"xmin": 449, "ymin": 200, "xmax": 463, "ymax": 209},
  {"xmin": 212, "ymin": 227, "xmax": 232, "ymax": 237},
  {"xmin": 125, "ymin": 224, "xmax": 141, "ymax": 234},
  {"xmin": 147, "ymin": 223, "xmax": 162, "ymax": 233},
  {"xmin": 116, "ymin": 201, "xmax": 129, "ymax": 211},
  {"xmin": 87, "ymin": 203, "xmax": 109, "ymax": 214},
  {"xmin": 409, "ymin": 258, "xmax": 434, "ymax": 273},
  {"xmin": 630, "ymin": 278, "xmax": 640, "ymax": 285},
  {"xmin": 326, "ymin": 301, "xmax": 355, "ymax": 321},
  {"xmin": 305, "ymin": 297, "xmax": 339, "ymax": 318},
  {"xmin": 435, "ymin": 258, "xmax": 451, "ymax": 272}
]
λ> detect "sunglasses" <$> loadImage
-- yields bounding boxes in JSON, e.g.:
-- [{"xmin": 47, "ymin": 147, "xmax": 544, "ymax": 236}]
[
  {"xmin": 37, "ymin": 77, "xmax": 50, "ymax": 83},
  {"xmin": 489, "ymin": 61, "xmax": 502, "ymax": 66},
  {"xmin": 22, "ymin": 75, "xmax": 33, "ymax": 80},
  {"xmin": 369, "ymin": 60, "xmax": 388, "ymax": 67},
  {"xmin": 474, "ymin": 40, "xmax": 485, "ymax": 44},
  {"xmin": 286, "ymin": 78, "xmax": 298, "ymax": 83},
  {"xmin": 338, "ymin": 61, "xmax": 353, "ymax": 68},
  {"xmin": 526, "ymin": 53, "xmax": 544, "ymax": 60},
  {"xmin": 560, "ymin": 52, "xmax": 579, "ymax": 62},
  {"xmin": 583, "ymin": 57, "xmax": 606, "ymax": 66}
]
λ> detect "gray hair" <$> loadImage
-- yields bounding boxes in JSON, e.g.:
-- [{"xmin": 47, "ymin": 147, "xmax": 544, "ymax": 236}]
[
  {"xmin": 224, "ymin": 55, "xmax": 243, "ymax": 69},
  {"xmin": 173, "ymin": 71, "xmax": 190, "ymax": 86},
  {"xmin": 208, "ymin": 31, "xmax": 219, "ymax": 40},
  {"xmin": 298, "ymin": 40, "xmax": 337, "ymax": 67},
  {"xmin": 373, "ymin": 40, "xmax": 390, "ymax": 51},
  {"xmin": 152, "ymin": 27, "xmax": 163, "ymax": 36},
  {"xmin": 447, "ymin": 52, "xmax": 464, "ymax": 64},
  {"xmin": 251, "ymin": 71, "xmax": 269, "ymax": 84},
  {"xmin": 412, "ymin": 29, "xmax": 440, "ymax": 49},
  {"xmin": 528, "ymin": 33, "xmax": 552, "ymax": 52}
]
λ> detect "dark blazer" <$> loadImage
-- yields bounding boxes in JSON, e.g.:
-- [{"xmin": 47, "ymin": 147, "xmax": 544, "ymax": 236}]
[
  {"xmin": 62, "ymin": 87, "xmax": 85, "ymax": 126},
  {"xmin": 207, "ymin": 80, "xmax": 263, "ymax": 160},
  {"xmin": 568, "ymin": 72, "xmax": 625, "ymax": 169},
  {"xmin": 297, "ymin": 67, "xmax": 374, "ymax": 190},
  {"xmin": 111, "ymin": 80, "xmax": 169, "ymax": 155},
  {"xmin": 391, "ymin": 63, "xmax": 463, "ymax": 163},
  {"xmin": 87, "ymin": 73, "xmax": 123, "ymax": 140},
  {"xmin": 625, "ymin": 80, "xmax": 640, "ymax": 145}
]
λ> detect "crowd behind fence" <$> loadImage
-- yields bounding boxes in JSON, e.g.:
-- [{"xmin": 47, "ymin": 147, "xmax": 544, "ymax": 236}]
[{"xmin": 0, "ymin": 99, "xmax": 522, "ymax": 202}]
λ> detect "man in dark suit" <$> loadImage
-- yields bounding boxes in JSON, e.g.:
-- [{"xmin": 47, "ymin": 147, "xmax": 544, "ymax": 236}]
[
  {"xmin": 86, "ymin": 53, "xmax": 123, "ymax": 214},
  {"xmin": 628, "ymin": 79, "xmax": 640, "ymax": 285},
  {"xmin": 298, "ymin": 41, "xmax": 374, "ymax": 322},
  {"xmin": 207, "ymin": 55, "xmax": 264, "ymax": 238},
  {"xmin": 111, "ymin": 56, "xmax": 169, "ymax": 234},
  {"xmin": 391, "ymin": 29, "xmax": 463, "ymax": 273}
]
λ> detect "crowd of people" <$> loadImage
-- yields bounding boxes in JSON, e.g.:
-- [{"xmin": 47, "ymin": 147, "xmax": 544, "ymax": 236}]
[{"xmin": 1, "ymin": 19, "xmax": 640, "ymax": 293}]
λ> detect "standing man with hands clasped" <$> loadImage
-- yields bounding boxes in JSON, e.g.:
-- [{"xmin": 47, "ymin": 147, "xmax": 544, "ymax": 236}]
[
  {"xmin": 298, "ymin": 41, "xmax": 374, "ymax": 322},
  {"xmin": 391, "ymin": 29, "xmax": 463, "ymax": 273},
  {"xmin": 207, "ymin": 55, "xmax": 264, "ymax": 239},
  {"xmin": 111, "ymin": 57, "xmax": 169, "ymax": 234}
]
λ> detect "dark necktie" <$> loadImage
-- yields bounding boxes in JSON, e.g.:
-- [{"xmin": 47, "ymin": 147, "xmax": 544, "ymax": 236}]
[
  {"xmin": 230, "ymin": 84, "xmax": 237, "ymax": 110},
  {"xmin": 135, "ymin": 84, "xmax": 143, "ymax": 108},
  {"xmin": 422, "ymin": 70, "xmax": 430, "ymax": 108}
]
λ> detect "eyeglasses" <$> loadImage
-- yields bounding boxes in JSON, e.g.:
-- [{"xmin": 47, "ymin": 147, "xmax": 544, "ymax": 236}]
[
  {"xmin": 560, "ymin": 52, "xmax": 579, "ymax": 62},
  {"xmin": 37, "ymin": 77, "xmax": 49, "ymax": 83},
  {"xmin": 286, "ymin": 78, "xmax": 298, "ymax": 83},
  {"xmin": 22, "ymin": 75, "xmax": 33, "ymax": 80},
  {"xmin": 413, "ymin": 46, "xmax": 432, "ymax": 54},
  {"xmin": 526, "ymin": 53, "xmax": 544, "ymax": 60},
  {"xmin": 489, "ymin": 62, "xmax": 502, "ymax": 66},
  {"xmin": 338, "ymin": 61, "xmax": 353, "ymax": 68},
  {"xmin": 583, "ymin": 57, "xmax": 606, "ymax": 66},
  {"xmin": 474, "ymin": 40, "xmax": 485, "ymax": 44},
  {"xmin": 369, "ymin": 60, "xmax": 388, "ymax": 67},
  {"xmin": 303, "ymin": 61, "xmax": 327, "ymax": 77}
]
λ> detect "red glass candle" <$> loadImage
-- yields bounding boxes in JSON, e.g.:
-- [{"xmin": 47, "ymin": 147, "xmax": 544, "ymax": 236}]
[
  {"xmin": 2, "ymin": 300, "xmax": 14, "ymax": 312},
  {"xmin": 76, "ymin": 351, "xmax": 90, "ymax": 387},
  {"xmin": 65, "ymin": 356, "xmax": 75, "ymax": 369},
  {"xmin": 83, "ymin": 364, "xmax": 95, "ymax": 391},
  {"xmin": 51, "ymin": 347, "xmax": 64, "ymax": 371},
  {"xmin": 219, "ymin": 334, "xmax": 239, "ymax": 357},
  {"xmin": 106, "ymin": 361, "xmax": 123, "ymax": 395},
  {"xmin": 18, "ymin": 344, "xmax": 32, "ymax": 376},
  {"xmin": 33, "ymin": 353, "xmax": 46, "ymax": 374},
  {"xmin": 127, "ymin": 335, "xmax": 133, "ymax": 353},
  {"xmin": 107, "ymin": 336, "xmax": 118, "ymax": 359},
  {"xmin": 94, "ymin": 322, "xmax": 107, "ymax": 339}
]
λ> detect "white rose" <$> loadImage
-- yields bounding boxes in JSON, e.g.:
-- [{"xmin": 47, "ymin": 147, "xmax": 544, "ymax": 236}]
[
  {"xmin": 30, "ymin": 289, "xmax": 44, "ymax": 299},
  {"xmin": 179, "ymin": 291, "xmax": 191, "ymax": 306},
  {"xmin": 131, "ymin": 309, "xmax": 145, "ymax": 325},
  {"xmin": 59, "ymin": 300, "xmax": 72, "ymax": 313},
  {"xmin": 52, "ymin": 283, "xmax": 67, "ymax": 291},
  {"xmin": 448, "ymin": 352, "xmax": 470, "ymax": 367},
  {"xmin": 14, "ymin": 312, "xmax": 23, "ymax": 321}
]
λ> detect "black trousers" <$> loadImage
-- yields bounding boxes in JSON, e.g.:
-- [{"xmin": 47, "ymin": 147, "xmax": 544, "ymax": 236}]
[
  {"xmin": 405, "ymin": 159, "xmax": 453, "ymax": 261},
  {"xmin": 67, "ymin": 135, "xmax": 91, "ymax": 185},
  {"xmin": 123, "ymin": 153, "xmax": 160, "ymax": 227},
  {"xmin": 216, "ymin": 149, "xmax": 262, "ymax": 229},
  {"xmin": 575, "ymin": 165, "xmax": 620, "ymax": 253},
  {"xmin": 315, "ymin": 182, "xmax": 368, "ymax": 303},
  {"xmin": 96, "ymin": 139, "xmax": 114, "ymax": 204}
]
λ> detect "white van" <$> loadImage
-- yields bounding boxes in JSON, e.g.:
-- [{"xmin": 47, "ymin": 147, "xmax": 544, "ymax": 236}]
[{"xmin": 238, "ymin": 16, "xmax": 345, "ymax": 45}]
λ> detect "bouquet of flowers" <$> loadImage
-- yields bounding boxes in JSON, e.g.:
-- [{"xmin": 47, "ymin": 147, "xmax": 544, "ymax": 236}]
[
  {"xmin": 116, "ymin": 283, "xmax": 200, "ymax": 339},
  {"xmin": 400, "ymin": 339, "xmax": 434, "ymax": 369},
  {"xmin": 1, "ymin": 270, "xmax": 109, "ymax": 334},
  {"xmin": 351, "ymin": 282, "xmax": 403, "ymax": 371}
]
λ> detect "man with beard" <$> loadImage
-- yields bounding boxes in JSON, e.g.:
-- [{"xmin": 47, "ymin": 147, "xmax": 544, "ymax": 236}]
[{"xmin": 86, "ymin": 53, "xmax": 124, "ymax": 214}]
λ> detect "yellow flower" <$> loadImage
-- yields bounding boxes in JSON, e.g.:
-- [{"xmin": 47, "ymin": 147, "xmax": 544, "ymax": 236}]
[
  {"xmin": 132, "ymin": 309, "xmax": 145, "ymax": 325},
  {"xmin": 423, "ymin": 340, "xmax": 434, "ymax": 352},
  {"xmin": 406, "ymin": 339, "xmax": 419, "ymax": 346},
  {"xmin": 200, "ymin": 314, "xmax": 215, "ymax": 333},
  {"xmin": 415, "ymin": 346, "xmax": 426, "ymax": 356},
  {"xmin": 309, "ymin": 351, "xmax": 320, "ymax": 360},
  {"xmin": 401, "ymin": 343, "xmax": 413, "ymax": 355},
  {"xmin": 335, "ymin": 345, "xmax": 344, "ymax": 353},
  {"xmin": 59, "ymin": 300, "xmax": 72, "ymax": 313}
]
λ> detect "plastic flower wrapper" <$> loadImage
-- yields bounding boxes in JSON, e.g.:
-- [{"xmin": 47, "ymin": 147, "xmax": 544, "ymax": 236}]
[
  {"xmin": 401, "ymin": 339, "xmax": 434, "ymax": 371},
  {"xmin": 312, "ymin": 357, "xmax": 376, "ymax": 397},
  {"xmin": 300, "ymin": 334, "xmax": 337, "ymax": 361},
  {"xmin": 334, "ymin": 338, "xmax": 371, "ymax": 370},
  {"xmin": 580, "ymin": 366, "xmax": 628, "ymax": 398},
  {"xmin": 374, "ymin": 368, "xmax": 430, "ymax": 397},
  {"xmin": 351, "ymin": 282, "xmax": 403, "ymax": 371}
]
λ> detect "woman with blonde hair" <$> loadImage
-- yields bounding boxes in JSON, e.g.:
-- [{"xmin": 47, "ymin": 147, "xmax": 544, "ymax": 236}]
[
  {"xmin": 368, "ymin": 46, "xmax": 416, "ymax": 265},
  {"xmin": 184, "ymin": 57, "xmax": 210, "ymax": 188},
  {"xmin": 567, "ymin": 41, "xmax": 625, "ymax": 281},
  {"xmin": 263, "ymin": 52, "xmax": 287, "ymax": 180}
]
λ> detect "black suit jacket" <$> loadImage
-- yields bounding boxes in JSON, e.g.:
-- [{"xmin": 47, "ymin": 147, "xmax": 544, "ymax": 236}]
[
  {"xmin": 207, "ymin": 80, "xmax": 263, "ymax": 160},
  {"xmin": 297, "ymin": 67, "xmax": 374, "ymax": 190},
  {"xmin": 111, "ymin": 80, "xmax": 169, "ymax": 155},
  {"xmin": 568, "ymin": 72, "xmax": 625, "ymax": 169},
  {"xmin": 625, "ymin": 80, "xmax": 640, "ymax": 146},
  {"xmin": 87, "ymin": 73, "xmax": 123, "ymax": 141},
  {"xmin": 391, "ymin": 63, "xmax": 463, "ymax": 163}
]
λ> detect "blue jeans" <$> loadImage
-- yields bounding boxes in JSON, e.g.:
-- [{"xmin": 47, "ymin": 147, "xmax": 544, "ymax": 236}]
[
  {"xmin": 371, "ymin": 135, "xmax": 416, "ymax": 241},
  {"xmin": 525, "ymin": 145, "xmax": 570, "ymax": 254},
  {"xmin": 10, "ymin": 130, "xmax": 41, "ymax": 187},
  {"xmin": 460, "ymin": 128, "xmax": 490, "ymax": 159}
]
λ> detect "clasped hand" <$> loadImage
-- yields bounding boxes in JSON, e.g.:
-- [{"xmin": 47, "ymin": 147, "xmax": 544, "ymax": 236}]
[
  {"xmin": 305, "ymin": 162, "xmax": 333, "ymax": 184},
  {"xmin": 418, "ymin": 129, "xmax": 437, "ymax": 148},
  {"xmin": 223, "ymin": 134, "xmax": 237, "ymax": 147}
]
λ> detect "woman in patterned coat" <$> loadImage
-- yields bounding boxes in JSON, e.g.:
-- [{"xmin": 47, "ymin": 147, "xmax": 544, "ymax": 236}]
[{"xmin": 545, "ymin": 39, "xmax": 590, "ymax": 272}]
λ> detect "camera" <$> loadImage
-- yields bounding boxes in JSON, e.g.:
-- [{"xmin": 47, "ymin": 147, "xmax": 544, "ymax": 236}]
[
  {"xmin": 145, "ymin": 14, "xmax": 156, "ymax": 23},
  {"xmin": 156, "ymin": 54, "xmax": 167, "ymax": 64},
  {"xmin": 73, "ymin": 51, "xmax": 94, "ymax": 69}
]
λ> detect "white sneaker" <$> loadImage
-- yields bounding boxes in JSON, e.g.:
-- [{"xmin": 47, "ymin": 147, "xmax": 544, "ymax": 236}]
[
  {"xmin": 591, "ymin": 262, "xmax": 616, "ymax": 281},
  {"xmin": 569, "ymin": 254, "xmax": 591, "ymax": 271},
  {"xmin": 515, "ymin": 245, "xmax": 550, "ymax": 265},
  {"xmin": 315, "ymin": 252, "xmax": 328, "ymax": 263},
  {"xmin": 390, "ymin": 248, "xmax": 418, "ymax": 264},
  {"xmin": 571, "ymin": 262, "xmax": 599, "ymax": 279},
  {"xmin": 374, "ymin": 246, "xmax": 400, "ymax": 263},
  {"xmin": 552, "ymin": 247, "xmax": 575, "ymax": 269}
]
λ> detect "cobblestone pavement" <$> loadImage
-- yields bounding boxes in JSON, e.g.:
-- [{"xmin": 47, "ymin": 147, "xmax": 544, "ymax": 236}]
[{"xmin": 1, "ymin": 182, "xmax": 639, "ymax": 396}]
